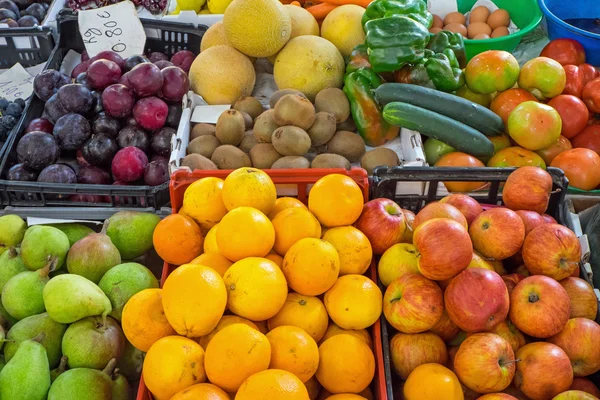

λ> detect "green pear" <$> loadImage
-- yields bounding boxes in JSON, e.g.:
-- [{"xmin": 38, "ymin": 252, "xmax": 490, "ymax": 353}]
[
  {"xmin": 0, "ymin": 215, "xmax": 26, "ymax": 256},
  {"xmin": 4, "ymin": 312, "xmax": 67, "ymax": 368},
  {"xmin": 0, "ymin": 325, "xmax": 4, "ymax": 351},
  {"xmin": 66, "ymin": 231, "xmax": 121, "ymax": 284},
  {"xmin": 48, "ymin": 223, "xmax": 95, "ymax": 246},
  {"xmin": 48, "ymin": 358, "xmax": 116, "ymax": 400},
  {"xmin": 1, "ymin": 265, "xmax": 50, "ymax": 320},
  {"xmin": 106, "ymin": 212, "xmax": 160, "ymax": 260},
  {"xmin": 117, "ymin": 340, "xmax": 144, "ymax": 382},
  {"xmin": 0, "ymin": 300, "xmax": 17, "ymax": 329},
  {"xmin": 112, "ymin": 373, "xmax": 133, "ymax": 400},
  {"xmin": 0, "ymin": 354, "xmax": 5, "ymax": 373},
  {"xmin": 50, "ymin": 355, "xmax": 68, "ymax": 382},
  {"xmin": 0, "ymin": 337, "xmax": 51, "ymax": 400},
  {"xmin": 21, "ymin": 226, "xmax": 70, "ymax": 271},
  {"xmin": 0, "ymin": 248, "xmax": 27, "ymax": 292},
  {"xmin": 43, "ymin": 274, "xmax": 112, "ymax": 324},
  {"xmin": 99, "ymin": 262, "xmax": 159, "ymax": 321}
]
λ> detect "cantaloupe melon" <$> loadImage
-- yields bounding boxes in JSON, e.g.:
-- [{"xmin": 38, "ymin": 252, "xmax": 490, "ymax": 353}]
[
  {"xmin": 284, "ymin": 4, "xmax": 319, "ymax": 38},
  {"xmin": 200, "ymin": 22, "xmax": 230, "ymax": 52},
  {"xmin": 321, "ymin": 5, "xmax": 366, "ymax": 58}
]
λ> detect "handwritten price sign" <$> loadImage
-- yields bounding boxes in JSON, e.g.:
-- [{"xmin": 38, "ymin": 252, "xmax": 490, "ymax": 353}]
[
  {"xmin": 78, "ymin": 1, "xmax": 146, "ymax": 59},
  {"xmin": 0, "ymin": 63, "xmax": 34, "ymax": 102}
]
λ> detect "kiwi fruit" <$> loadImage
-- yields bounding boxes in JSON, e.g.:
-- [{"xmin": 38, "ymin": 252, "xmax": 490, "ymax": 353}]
[
  {"xmin": 215, "ymin": 109, "xmax": 245, "ymax": 146},
  {"xmin": 239, "ymin": 131, "xmax": 258, "ymax": 153},
  {"xmin": 315, "ymin": 88, "xmax": 351, "ymax": 123},
  {"xmin": 191, "ymin": 123, "xmax": 216, "ymax": 139},
  {"xmin": 181, "ymin": 154, "xmax": 218, "ymax": 170},
  {"xmin": 308, "ymin": 112, "xmax": 337, "ymax": 146},
  {"xmin": 271, "ymin": 156, "xmax": 310, "ymax": 169},
  {"xmin": 269, "ymin": 89, "xmax": 307, "ymax": 109},
  {"xmin": 337, "ymin": 117, "xmax": 357, "ymax": 133},
  {"xmin": 361, "ymin": 148, "xmax": 400, "ymax": 174},
  {"xmin": 253, "ymin": 110, "xmax": 279, "ymax": 143},
  {"xmin": 271, "ymin": 126, "xmax": 312, "ymax": 156},
  {"xmin": 249, "ymin": 143, "xmax": 282, "ymax": 169},
  {"xmin": 273, "ymin": 94, "xmax": 315, "ymax": 130},
  {"xmin": 240, "ymin": 111, "xmax": 253, "ymax": 130},
  {"xmin": 233, "ymin": 96, "xmax": 264, "ymax": 119},
  {"xmin": 211, "ymin": 145, "xmax": 252, "ymax": 169},
  {"xmin": 327, "ymin": 131, "xmax": 366, "ymax": 163},
  {"xmin": 311, "ymin": 154, "xmax": 351, "ymax": 169},
  {"xmin": 187, "ymin": 135, "xmax": 221, "ymax": 158}
]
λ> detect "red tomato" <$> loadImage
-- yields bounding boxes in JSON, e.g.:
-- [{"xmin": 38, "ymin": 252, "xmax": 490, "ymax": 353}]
[
  {"xmin": 551, "ymin": 148, "xmax": 600, "ymax": 190},
  {"xmin": 490, "ymin": 88, "xmax": 537, "ymax": 126},
  {"xmin": 434, "ymin": 152, "xmax": 486, "ymax": 193},
  {"xmin": 547, "ymin": 94, "xmax": 589, "ymax": 138},
  {"xmin": 583, "ymin": 78, "xmax": 600, "ymax": 113},
  {"xmin": 572, "ymin": 125, "xmax": 600, "ymax": 155},
  {"xmin": 535, "ymin": 135, "xmax": 573, "ymax": 165},
  {"xmin": 580, "ymin": 63, "xmax": 599, "ymax": 85},
  {"xmin": 562, "ymin": 65, "xmax": 584, "ymax": 97},
  {"xmin": 540, "ymin": 38, "xmax": 586, "ymax": 66}
]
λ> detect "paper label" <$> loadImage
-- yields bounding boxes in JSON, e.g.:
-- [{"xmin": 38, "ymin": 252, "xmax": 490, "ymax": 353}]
[
  {"xmin": 78, "ymin": 1, "xmax": 146, "ymax": 59},
  {"xmin": 0, "ymin": 63, "xmax": 34, "ymax": 101}
]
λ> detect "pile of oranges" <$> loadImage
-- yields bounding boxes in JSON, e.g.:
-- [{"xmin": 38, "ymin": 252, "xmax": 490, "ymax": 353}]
[{"xmin": 121, "ymin": 168, "xmax": 383, "ymax": 400}]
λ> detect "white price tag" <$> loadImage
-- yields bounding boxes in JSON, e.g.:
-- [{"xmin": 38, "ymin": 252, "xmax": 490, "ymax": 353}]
[
  {"xmin": 78, "ymin": 1, "xmax": 146, "ymax": 59},
  {"xmin": 0, "ymin": 63, "xmax": 34, "ymax": 102}
]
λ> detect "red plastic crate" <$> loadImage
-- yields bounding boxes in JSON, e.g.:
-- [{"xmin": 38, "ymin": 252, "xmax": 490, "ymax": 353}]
[{"xmin": 137, "ymin": 167, "xmax": 389, "ymax": 400}]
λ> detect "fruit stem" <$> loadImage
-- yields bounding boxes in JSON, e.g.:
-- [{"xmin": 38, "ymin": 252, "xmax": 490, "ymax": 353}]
[
  {"xmin": 501, "ymin": 359, "xmax": 521, "ymax": 366},
  {"xmin": 32, "ymin": 332, "xmax": 46, "ymax": 343},
  {"xmin": 101, "ymin": 219, "xmax": 110, "ymax": 235},
  {"xmin": 7, "ymin": 247, "xmax": 18, "ymax": 258},
  {"xmin": 39, "ymin": 262, "xmax": 53, "ymax": 278},
  {"xmin": 528, "ymin": 293, "xmax": 539, "ymax": 303},
  {"xmin": 102, "ymin": 358, "xmax": 118, "ymax": 376},
  {"xmin": 56, "ymin": 356, "xmax": 68, "ymax": 374}
]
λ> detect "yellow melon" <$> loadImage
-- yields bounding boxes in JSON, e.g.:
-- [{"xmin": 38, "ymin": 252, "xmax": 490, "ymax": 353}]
[
  {"xmin": 284, "ymin": 4, "xmax": 319, "ymax": 38},
  {"xmin": 320, "ymin": 5, "xmax": 366, "ymax": 58},
  {"xmin": 200, "ymin": 22, "xmax": 230, "ymax": 52}
]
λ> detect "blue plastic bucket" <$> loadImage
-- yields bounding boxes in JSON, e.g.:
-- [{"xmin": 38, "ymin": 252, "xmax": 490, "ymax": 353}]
[{"xmin": 538, "ymin": 0, "xmax": 600, "ymax": 66}]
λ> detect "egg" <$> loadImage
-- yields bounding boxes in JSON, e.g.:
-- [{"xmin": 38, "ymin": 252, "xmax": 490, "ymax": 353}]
[
  {"xmin": 491, "ymin": 26, "xmax": 510, "ymax": 38},
  {"xmin": 470, "ymin": 6, "xmax": 490, "ymax": 23},
  {"xmin": 432, "ymin": 14, "xmax": 443, "ymax": 28},
  {"xmin": 473, "ymin": 33, "xmax": 490, "ymax": 40},
  {"xmin": 467, "ymin": 22, "xmax": 492, "ymax": 39},
  {"xmin": 430, "ymin": 27, "xmax": 443, "ymax": 34},
  {"xmin": 444, "ymin": 23, "xmax": 468, "ymax": 37},
  {"xmin": 487, "ymin": 9, "xmax": 510, "ymax": 29},
  {"xmin": 444, "ymin": 12, "xmax": 466, "ymax": 26}
]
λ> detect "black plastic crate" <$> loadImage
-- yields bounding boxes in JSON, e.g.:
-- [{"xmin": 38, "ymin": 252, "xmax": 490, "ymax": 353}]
[
  {"xmin": 0, "ymin": 10, "xmax": 206, "ymax": 208},
  {"xmin": 0, "ymin": 26, "xmax": 55, "ymax": 69}
]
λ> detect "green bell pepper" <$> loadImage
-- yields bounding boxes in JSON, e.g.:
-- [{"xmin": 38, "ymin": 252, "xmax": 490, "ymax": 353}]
[
  {"xmin": 346, "ymin": 44, "xmax": 371, "ymax": 75},
  {"xmin": 362, "ymin": 0, "xmax": 433, "ymax": 29},
  {"xmin": 426, "ymin": 30, "xmax": 467, "ymax": 68}
]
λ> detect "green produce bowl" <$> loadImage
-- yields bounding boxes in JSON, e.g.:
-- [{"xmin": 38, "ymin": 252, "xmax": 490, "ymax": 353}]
[{"xmin": 457, "ymin": 0, "xmax": 543, "ymax": 60}]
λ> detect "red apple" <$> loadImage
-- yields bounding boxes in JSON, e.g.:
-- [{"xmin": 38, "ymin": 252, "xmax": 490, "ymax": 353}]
[
  {"xmin": 571, "ymin": 378, "xmax": 600, "ymax": 398},
  {"xmin": 355, "ymin": 198, "xmax": 406, "ymax": 255},
  {"xmin": 413, "ymin": 202, "xmax": 468, "ymax": 230},
  {"xmin": 439, "ymin": 194, "xmax": 484, "ymax": 226},
  {"xmin": 503, "ymin": 167, "xmax": 552, "ymax": 214},
  {"xmin": 413, "ymin": 218, "xmax": 473, "ymax": 281},
  {"xmin": 571, "ymin": 265, "xmax": 581, "ymax": 278},
  {"xmin": 454, "ymin": 333, "xmax": 516, "ymax": 393},
  {"xmin": 560, "ymin": 277, "xmax": 598, "ymax": 320},
  {"xmin": 430, "ymin": 308, "xmax": 460, "ymax": 342},
  {"xmin": 469, "ymin": 252, "xmax": 495, "ymax": 271},
  {"xmin": 489, "ymin": 320, "xmax": 527, "ymax": 353},
  {"xmin": 390, "ymin": 332, "xmax": 448, "ymax": 379},
  {"xmin": 383, "ymin": 273, "xmax": 444, "ymax": 333},
  {"xmin": 401, "ymin": 209, "xmax": 416, "ymax": 243},
  {"xmin": 502, "ymin": 273, "xmax": 526, "ymax": 295},
  {"xmin": 503, "ymin": 384, "xmax": 532, "ymax": 400},
  {"xmin": 553, "ymin": 390, "xmax": 600, "ymax": 399},
  {"xmin": 515, "ymin": 210, "xmax": 546, "ymax": 236},
  {"xmin": 548, "ymin": 318, "xmax": 600, "ymax": 377},
  {"xmin": 543, "ymin": 214, "xmax": 558, "ymax": 224},
  {"xmin": 510, "ymin": 275, "xmax": 570, "ymax": 338},
  {"xmin": 522, "ymin": 224, "xmax": 582, "ymax": 280},
  {"xmin": 476, "ymin": 394, "xmax": 519, "ymax": 400},
  {"xmin": 445, "ymin": 268, "xmax": 509, "ymax": 333},
  {"xmin": 469, "ymin": 208, "xmax": 525, "ymax": 260},
  {"xmin": 513, "ymin": 265, "xmax": 531, "ymax": 277}
]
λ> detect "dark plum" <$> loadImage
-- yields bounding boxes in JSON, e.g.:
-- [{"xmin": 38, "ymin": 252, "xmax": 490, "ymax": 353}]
[
  {"xmin": 6, "ymin": 163, "xmax": 37, "ymax": 181},
  {"xmin": 92, "ymin": 113, "xmax": 121, "ymax": 137},
  {"xmin": 151, "ymin": 127, "xmax": 175, "ymax": 157},
  {"xmin": 53, "ymin": 113, "xmax": 91, "ymax": 151},
  {"xmin": 71, "ymin": 61, "xmax": 90, "ymax": 79},
  {"xmin": 128, "ymin": 63, "xmax": 163, "ymax": 97},
  {"xmin": 0, "ymin": 8, "xmax": 17, "ymax": 20},
  {"xmin": 11, "ymin": 0, "xmax": 31, "ymax": 9},
  {"xmin": 0, "ymin": 0, "xmax": 19, "ymax": 17},
  {"xmin": 92, "ymin": 50, "xmax": 125, "ymax": 70},
  {"xmin": 133, "ymin": 96, "xmax": 167, "ymax": 131},
  {"xmin": 89, "ymin": 91, "xmax": 103, "ymax": 115},
  {"xmin": 148, "ymin": 52, "xmax": 168, "ymax": 62},
  {"xmin": 117, "ymin": 126, "xmax": 149, "ymax": 153},
  {"xmin": 87, "ymin": 60, "xmax": 122, "ymax": 90},
  {"xmin": 77, "ymin": 165, "xmax": 111, "ymax": 184},
  {"xmin": 101, "ymin": 84, "xmax": 134, "ymax": 118},
  {"xmin": 0, "ymin": 18, "xmax": 18, "ymax": 27},
  {"xmin": 82, "ymin": 134, "xmax": 118, "ymax": 167},
  {"xmin": 153, "ymin": 60, "xmax": 174, "ymax": 70},
  {"xmin": 125, "ymin": 116, "xmax": 138, "ymax": 127},
  {"xmin": 81, "ymin": 50, "xmax": 89, "ymax": 62},
  {"xmin": 150, "ymin": 155, "xmax": 168, "ymax": 163},
  {"xmin": 76, "ymin": 149, "xmax": 91, "ymax": 167},
  {"xmin": 24, "ymin": 3, "xmax": 44, "ymax": 20},
  {"xmin": 17, "ymin": 15, "xmax": 37, "ymax": 26},
  {"xmin": 111, "ymin": 146, "xmax": 148, "ymax": 182},
  {"xmin": 170, "ymin": 50, "xmax": 195, "ymax": 73},
  {"xmin": 56, "ymin": 84, "xmax": 93, "ymax": 114},
  {"xmin": 118, "ymin": 72, "xmax": 132, "ymax": 88},
  {"xmin": 42, "ymin": 94, "xmax": 68, "ymax": 124},
  {"xmin": 38, "ymin": 164, "xmax": 76, "ymax": 184},
  {"xmin": 166, "ymin": 104, "xmax": 182, "ymax": 128},
  {"xmin": 25, "ymin": 118, "xmax": 53, "ymax": 134},
  {"xmin": 17, "ymin": 132, "xmax": 60, "ymax": 171},
  {"xmin": 75, "ymin": 72, "xmax": 92, "ymax": 90},
  {"xmin": 33, "ymin": 70, "xmax": 70, "ymax": 101},
  {"xmin": 124, "ymin": 55, "xmax": 150, "ymax": 72},
  {"xmin": 144, "ymin": 158, "xmax": 168, "ymax": 186},
  {"xmin": 159, "ymin": 66, "xmax": 189, "ymax": 103}
]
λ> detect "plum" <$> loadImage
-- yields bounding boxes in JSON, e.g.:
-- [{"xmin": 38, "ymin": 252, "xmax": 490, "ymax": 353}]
[
  {"xmin": 144, "ymin": 158, "xmax": 168, "ymax": 186},
  {"xmin": 0, "ymin": 8, "xmax": 17, "ymax": 20},
  {"xmin": 150, "ymin": 127, "xmax": 175, "ymax": 157},
  {"xmin": 0, "ymin": 0, "xmax": 19, "ymax": 18},
  {"xmin": 24, "ymin": 3, "xmax": 44, "ymax": 20},
  {"xmin": 148, "ymin": 52, "xmax": 168, "ymax": 62},
  {"xmin": 111, "ymin": 146, "xmax": 148, "ymax": 182},
  {"xmin": 11, "ymin": 0, "xmax": 31, "ymax": 9},
  {"xmin": 125, "ymin": 116, "xmax": 138, "ymax": 127},
  {"xmin": 101, "ymin": 84, "xmax": 134, "ymax": 118},
  {"xmin": 56, "ymin": 84, "xmax": 93, "ymax": 114},
  {"xmin": 128, "ymin": 63, "xmax": 163, "ymax": 97},
  {"xmin": 42, "ymin": 94, "xmax": 68, "ymax": 124},
  {"xmin": 75, "ymin": 72, "xmax": 92, "ymax": 90},
  {"xmin": 124, "ymin": 55, "xmax": 150, "ymax": 72},
  {"xmin": 26, "ymin": 118, "xmax": 53, "ymax": 134},
  {"xmin": 118, "ymin": 72, "xmax": 132, "ymax": 88},
  {"xmin": 153, "ymin": 60, "xmax": 173, "ymax": 70},
  {"xmin": 81, "ymin": 50, "xmax": 89, "ymax": 62},
  {"xmin": 90, "ymin": 91, "xmax": 104, "ymax": 116},
  {"xmin": 82, "ymin": 134, "xmax": 118, "ymax": 167},
  {"xmin": 77, "ymin": 165, "xmax": 111, "ymax": 184},
  {"xmin": 0, "ymin": 18, "xmax": 17, "ymax": 27},
  {"xmin": 170, "ymin": 50, "xmax": 195, "ymax": 73},
  {"xmin": 6, "ymin": 163, "xmax": 37, "ymax": 181},
  {"xmin": 166, "ymin": 104, "xmax": 182, "ymax": 128},
  {"xmin": 159, "ymin": 66, "xmax": 189, "ymax": 103},
  {"xmin": 38, "ymin": 164, "xmax": 76, "ymax": 184},
  {"xmin": 92, "ymin": 51, "xmax": 125, "ymax": 71},
  {"xmin": 71, "ymin": 61, "xmax": 90, "ymax": 79},
  {"xmin": 117, "ymin": 126, "xmax": 149, "ymax": 153},
  {"xmin": 33, "ymin": 70, "xmax": 70, "ymax": 102},
  {"xmin": 92, "ymin": 113, "xmax": 121, "ymax": 137},
  {"xmin": 150, "ymin": 155, "xmax": 168, "ymax": 163},
  {"xmin": 53, "ymin": 114, "xmax": 91, "ymax": 151},
  {"xmin": 87, "ymin": 60, "xmax": 122, "ymax": 90},
  {"xmin": 17, "ymin": 15, "xmax": 38, "ymax": 26},
  {"xmin": 17, "ymin": 132, "xmax": 60, "ymax": 171},
  {"xmin": 132, "ymin": 96, "xmax": 167, "ymax": 131},
  {"xmin": 76, "ymin": 149, "xmax": 91, "ymax": 167}
]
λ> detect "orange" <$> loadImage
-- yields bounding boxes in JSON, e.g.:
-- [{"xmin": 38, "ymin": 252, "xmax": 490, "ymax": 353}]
[
  {"xmin": 403, "ymin": 363, "xmax": 464, "ymax": 400},
  {"xmin": 235, "ymin": 369, "xmax": 310, "ymax": 400},
  {"xmin": 222, "ymin": 167, "xmax": 277, "ymax": 214},
  {"xmin": 308, "ymin": 174, "xmax": 364, "ymax": 228},
  {"xmin": 183, "ymin": 177, "xmax": 228, "ymax": 230},
  {"xmin": 265, "ymin": 252, "xmax": 283, "ymax": 267},
  {"xmin": 377, "ymin": 243, "xmax": 419, "ymax": 287},
  {"xmin": 143, "ymin": 336, "xmax": 207, "ymax": 400},
  {"xmin": 153, "ymin": 214, "xmax": 204, "ymax": 265},
  {"xmin": 268, "ymin": 197, "xmax": 307, "ymax": 219},
  {"xmin": 121, "ymin": 288, "xmax": 176, "ymax": 352},
  {"xmin": 190, "ymin": 252, "xmax": 233, "ymax": 277},
  {"xmin": 272, "ymin": 208, "xmax": 322, "ymax": 255},
  {"xmin": 205, "ymin": 323, "xmax": 271, "ymax": 393},
  {"xmin": 320, "ymin": 323, "xmax": 372, "ymax": 349},
  {"xmin": 204, "ymin": 223, "xmax": 220, "ymax": 254},
  {"xmin": 324, "ymin": 275, "xmax": 382, "ymax": 330},
  {"xmin": 162, "ymin": 264, "xmax": 227, "ymax": 337},
  {"xmin": 224, "ymin": 257, "xmax": 288, "ymax": 321},
  {"xmin": 198, "ymin": 315, "xmax": 259, "ymax": 349},
  {"xmin": 282, "ymin": 238, "xmax": 340, "ymax": 296},
  {"xmin": 217, "ymin": 207, "xmax": 275, "ymax": 261},
  {"xmin": 326, "ymin": 395, "xmax": 368, "ymax": 399},
  {"xmin": 319, "ymin": 389, "xmax": 372, "ymax": 400},
  {"xmin": 268, "ymin": 293, "xmax": 329, "ymax": 342},
  {"xmin": 305, "ymin": 376, "xmax": 322, "ymax": 400},
  {"xmin": 322, "ymin": 226, "xmax": 372, "ymax": 275},
  {"xmin": 170, "ymin": 383, "xmax": 230, "ymax": 400},
  {"xmin": 267, "ymin": 326, "xmax": 320, "ymax": 382},
  {"xmin": 316, "ymin": 334, "xmax": 375, "ymax": 394}
]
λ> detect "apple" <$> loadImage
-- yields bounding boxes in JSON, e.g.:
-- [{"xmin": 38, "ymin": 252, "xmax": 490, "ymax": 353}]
[
  {"xmin": 413, "ymin": 202, "xmax": 468, "ymax": 230},
  {"xmin": 476, "ymin": 394, "xmax": 519, "ymax": 400},
  {"xmin": 514, "ymin": 342, "xmax": 573, "ymax": 400},
  {"xmin": 389, "ymin": 332, "xmax": 448, "ymax": 379},
  {"xmin": 522, "ymin": 224, "xmax": 581, "ymax": 280},
  {"xmin": 445, "ymin": 268, "xmax": 509, "ymax": 333},
  {"xmin": 502, "ymin": 273, "xmax": 526, "ymax": 295},
  {"xmin": 378, "ymin": 243, "xmax": 419, "ymax": 287},
  {"xmin": 469, "ymin": 252, "xmax": 495, "ymax": 271},
  {"xmin": 430, "ymin": 309, "xmax": 460, "ymax": 342},
  {"xmin": 510, "ymin": 275, "xmax": 570, "ymax": 338},
  {"xmin": 355, "ymin": 198, "xmax": 406, "ymax": 255},
  {"xmin": 482, "ymin": 254, "xmax": 508, "ymax": 276},
  {"xmin": 401, "ymin": 209, "xmax": 416, "ymax": 243},
  {"xmin": 543, "ymin": 214, "xmax": 558, "ymax": 224},
  {"xmin": 560, "ymin": 277, "xmax": 598, "ymax": 320},
  {"xmin": 413, "ymin": 218, "xmax": 473, "ymax": 281},
  {"xmin": 383, "ymin": 273, "xmax": 444, "ymax": 333},
  {"xmin": 552, "ymin": 390, "xmax": 600, "ymax": 399},
  {"xmin": 571, "ymin": 265, "xmax": 581, "ymax": 278},
  {"xmin": 548, "ymin": 318, "xmax": 600, "ymax": 377},
  {"xmin": 503, "ymin": 166, "xmax": 553, "ymax": 214},
  {"xmin": 439, "ymin": 194, "xmax": 484, "ymax": 226},
  {"xmin": 469, "ymin": 208, "xmax": 525, "ymax": 260},
  {"xmin": 489, "ymin": 320, "xmax": 527, "ymax": 353},
  {"xmin": 513, "ymin": 265, "xmax": 530, "ymax": 277},
  {"xmin": 454, "ymin": 333, "xmax": 516, "ymax": 393},
  {"xmin": 515, "ymin": 210, "xmax": 546, "ymax": 236},
  {"xmin": 571, "ymin": 378, "xmax": 600, "ymax": 398}
]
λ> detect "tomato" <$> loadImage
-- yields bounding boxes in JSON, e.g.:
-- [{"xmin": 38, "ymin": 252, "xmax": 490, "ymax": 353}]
[
  {"xmin": 465, "ymin": 51, "xmax": 520, "ymax": 94},
  {"xmin": 535, "ymin": 135, "xmax": 573, "ymax": 165},
  {"xmin": 540, "ymin": 38, "xmax": 586, "ymax": 66},
  {"xmin": 563, "ymin": 65, "xmax": 584, "ymax": 97},
  {"xmin": 572, "ymin": 125, "xmax": 600, "ymax": 155},
  {"xmin": 490, "ymin": 89, "xmax": 538, "ymax": 126},
  {"xmin": 551, "ymin": 148, "xmax": 600, "ymax": 190},
  {"xmin": 507, "ymin": 101, "xmax": 562, "ymax": 150},
  {"xmin": 518, "ymin": 57, "xmax": 566, "ymax": 100},
  {"xmin": 424, "ymin": 138, "xmax": 456, "ymax": 165},
  {"xmin": 434, "ymin": 152, "xmax": 486, "ymax": 193},
  {"xmin": 582, "ymin": 78, "xmax": 600, "ymax": 113},
  {"xmin": 487, "ymin": 146, "xmax": 547, "ymax": 169},
  {"xmin": 547, "ymin": 95, "xmax": 589, "ymax": 138}
]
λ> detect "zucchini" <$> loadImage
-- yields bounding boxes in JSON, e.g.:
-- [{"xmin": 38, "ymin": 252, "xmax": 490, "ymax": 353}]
[
  {"xmin": 383, "ymin": 102, "xmax": 495, "ymax": 158},
  {"xmin": 375, "ymin": 83, "xmax": 505, "ymax": 137}
]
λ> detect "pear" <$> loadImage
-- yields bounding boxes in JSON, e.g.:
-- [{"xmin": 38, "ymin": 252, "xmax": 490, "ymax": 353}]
[
  {"xmin": 0, "ymin": 300, "xmax": 17, "ymax": 329},
  {"xmin": 0, "ymin": 336, "xmax": 51, "ymax": 400},
  {"xmin": 106, "ymin": 212, "xmax": 160, "ymax": 260},
  {"xmin": 112, "ymin": 372, "xmax": 133, "ymax": 400},
  {"xmin": 0, "ymin": 248, "xmax": 27, "ymax": 292},
  {"xmin": 50, "ymin": 356, "xmax": 68, "ymax": 382},
  {"xmin": 117, "ymin": 340, "xmax": 144, "ymax": 382},
  {"xmin": 21, "ymin": 226, "xmax": 70, "ymax": 271},
  {"xmin": 1, "ymin": 265, "xmax": 50, "ymax": 320},
  {"xmin": 0, "ymin": 354, "xmax": 5, "ymax": 373},
  {"xmin": 99, "ymin": 262, "xmax": 159, "ymax": 321},
  {"xmin": 48, "ymin": 358, "xmax": 116, "ymax": 400},
  {"xmin": 0, "ymin": 325, "xmax": 4, "ymax": 351},
  {"xmin": 0, "ymin": 215, "xmax": 26, "ymax": 256},
  {"xmin": 43, "ymin": 274, "xmax": 112, "ymax": 324},
  {"xmin": 48, "ymin": 223, "xmax": 95, "ymax": 246}
]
